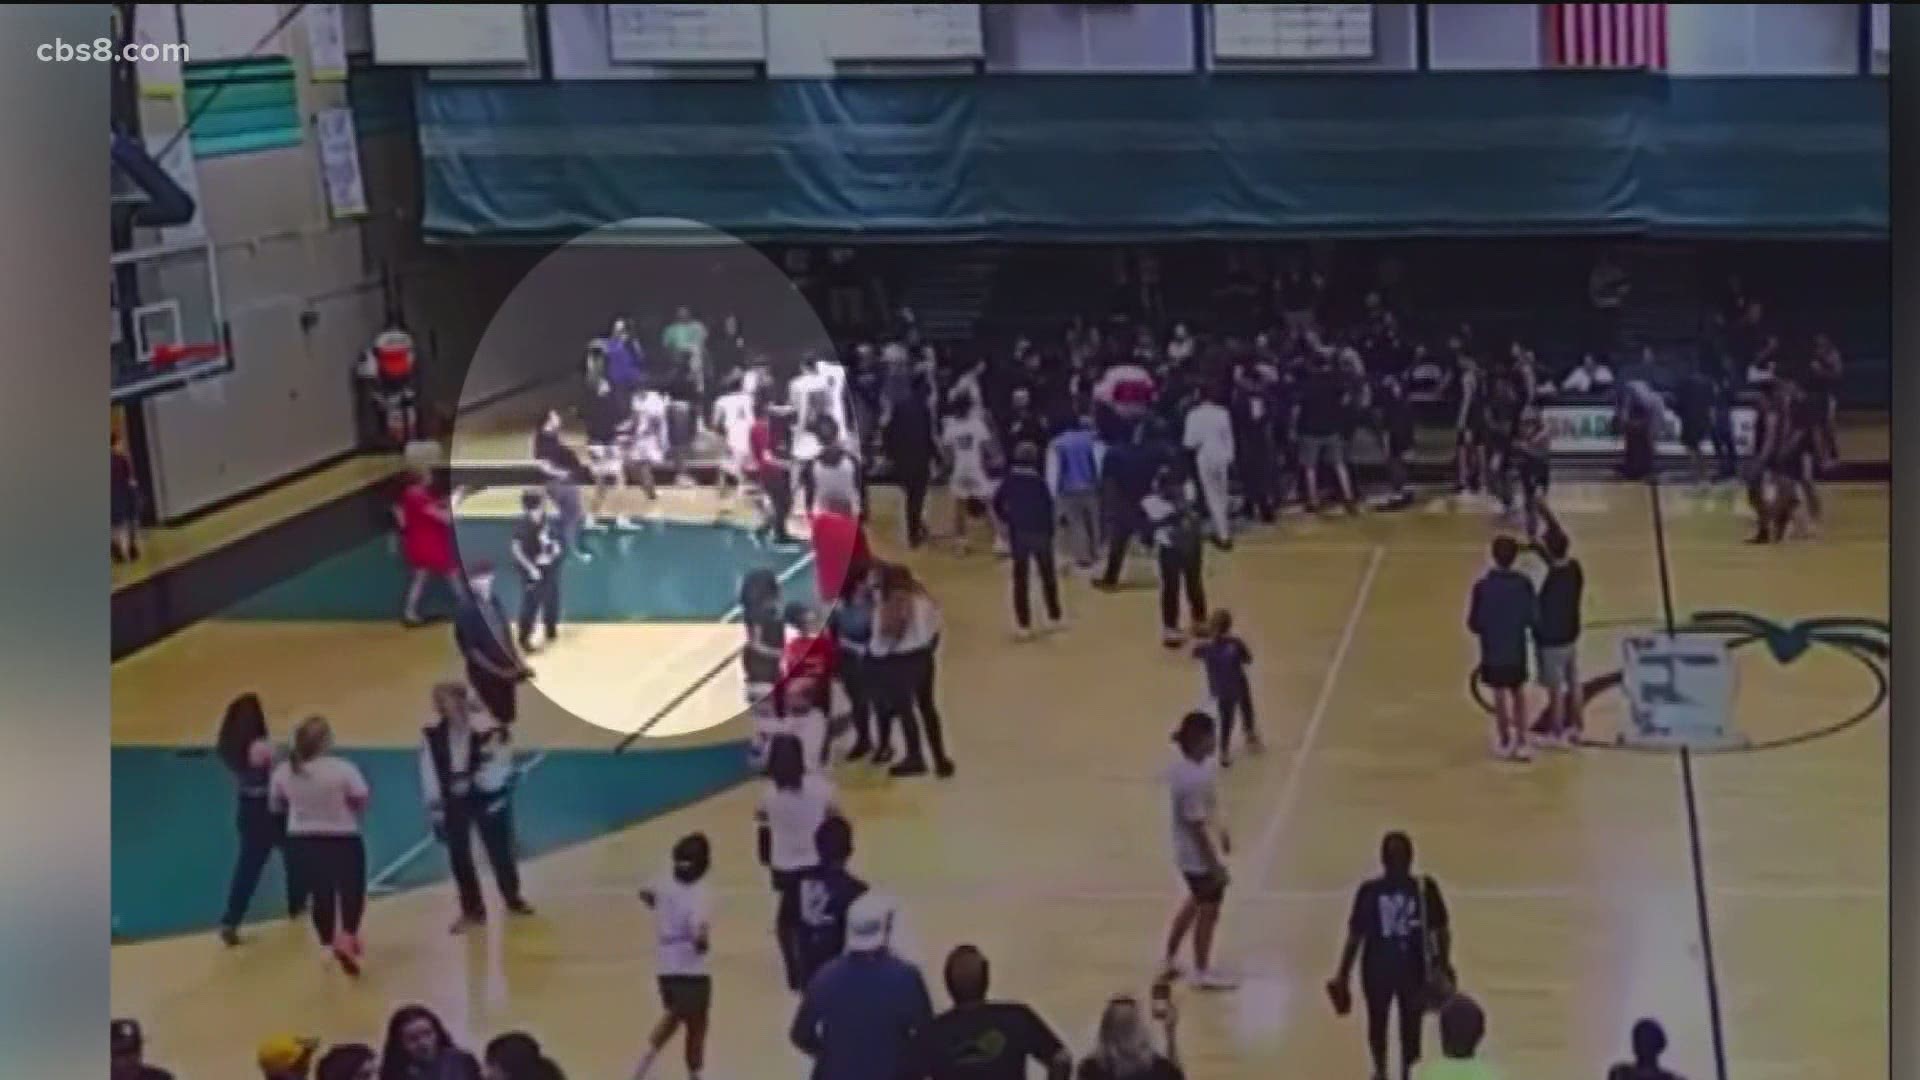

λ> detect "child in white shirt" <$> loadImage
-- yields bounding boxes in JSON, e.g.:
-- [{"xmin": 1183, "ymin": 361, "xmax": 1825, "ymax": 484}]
[{"xmin": 633, "ymin": 833, "xmax": 713, "ymax": 1080}]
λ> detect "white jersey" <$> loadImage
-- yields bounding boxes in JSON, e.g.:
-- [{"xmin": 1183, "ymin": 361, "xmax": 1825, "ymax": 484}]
[
  {"xmin": 806, "ymin": 451, "xmax": 862, "ymax": 515},
  {"xmin": 631, "ymin": 391, "xmax": 668, "ymax": 463},
  {"xmin": 942, "ymin": 413, "xmax": 994, "ymax": 478},
  {"xmin": 790, "ymin": 371, "xmax": 843, "ymax": 438},
  {"xmin": 713, "ymin": 391, "xmax": 755, "ymax": 454}
]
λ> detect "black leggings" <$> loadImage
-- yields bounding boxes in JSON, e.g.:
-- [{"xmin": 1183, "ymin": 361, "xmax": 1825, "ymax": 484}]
[
  {"xmin": 289, "ymin": 834, "xmax": 367, "ymax": 945},
  {"xmin": 445, "ymin": 798, "xmax": 522, "ymax": 918},
  {"xmin": 1157, "ymin": 548, "xmax": 1207, "ymax": 631},
  {"xmin": 1363, "ymin": 975, "xmax": 1425, "ymax": 1079},
  {"xmin": 221, "ymin": 797, "xmax": 304, "ymax": 928}
]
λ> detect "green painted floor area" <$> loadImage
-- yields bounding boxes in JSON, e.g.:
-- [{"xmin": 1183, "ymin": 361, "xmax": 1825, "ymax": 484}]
[
  {"xmin": 223, "ymin": 518, "xmax": 815, "ymax": 623},
  {"xmin": 111, "ymin": 742, "xmax": 752, "ymax": 941}
]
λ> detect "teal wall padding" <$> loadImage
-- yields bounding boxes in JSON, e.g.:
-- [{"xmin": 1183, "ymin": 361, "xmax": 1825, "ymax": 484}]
[
  {"xmin": 183, "ymin": 57, "xmax": 303, "ymax": 159},
  {"xmin": 417, "ymin": 72, "xmax": 1886, "ymax": 241}
]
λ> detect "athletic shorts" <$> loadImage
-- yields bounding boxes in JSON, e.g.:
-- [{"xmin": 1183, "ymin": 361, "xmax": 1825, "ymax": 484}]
[
  {"xmin": 1298, "ymin": 434, "xmax": 1346, "ymax": 469},
  {"xmin": 587, "ymin": 444, "xmax": 623, "ymax": 478},
  {"xmin": 658, "ymin": 975, "xmax": 711, "ymax": 1020},
  {"xmin": 1480, "ymin": 662, "xmax": 1527, "ymax": 691},
  {"xmin": 1182, "ymin": 871, "xmax": 1228, "ymax": 905},
  {"xmin": 629, "ymin": 439, "xmax": 665, "ymax": 467},
  {"xmin": 1535, "ymin": 644, "xmax": 1577, "ymax": 692},
  {"xmin": 950, "ymin": 470, "xmax": 994, "ymax": 503}
]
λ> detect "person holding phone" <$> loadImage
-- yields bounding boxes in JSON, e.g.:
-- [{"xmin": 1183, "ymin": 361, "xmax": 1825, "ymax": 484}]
[
  {"xmin": 1160, "ymin": 712, "xmax": 1236, "ymax": 990},
  {"xmin": 1077, "ymin": 993, "xmax": 1182, "ymax": 1080}
]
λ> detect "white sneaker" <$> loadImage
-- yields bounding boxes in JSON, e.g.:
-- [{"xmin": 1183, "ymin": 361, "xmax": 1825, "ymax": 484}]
[
  {"xmin": 1510, "ymin": 739, "xmax": 1534, "ymax": 763},
  {"xmin": 1193, "ymin": 968, "xmax": 1240, "ymax": 991},
  {"xmin": 615, "ymin": 516, "xmax": 639, "ymax": 531}
]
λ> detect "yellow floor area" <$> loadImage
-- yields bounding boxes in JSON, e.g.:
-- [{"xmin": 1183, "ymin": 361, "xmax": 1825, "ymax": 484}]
[{"xmin": 110, "ymin": 481, "xmax": 1886, "ymax": 1080}]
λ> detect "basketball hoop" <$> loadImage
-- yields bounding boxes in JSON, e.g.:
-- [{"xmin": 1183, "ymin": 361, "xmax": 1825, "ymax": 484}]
[{"xmin": 146, "ymin": 341, "xmax": 222, "ymax": 368}]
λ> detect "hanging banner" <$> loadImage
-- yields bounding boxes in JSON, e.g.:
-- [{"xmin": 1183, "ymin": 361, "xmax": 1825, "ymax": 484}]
[
  {"xmin": 316, "ymin": 107, "xmax": 369, "ymax": 218},
  {"xmin": 306, "ymin": 4, "xmax": 350, "ymax": 81}
]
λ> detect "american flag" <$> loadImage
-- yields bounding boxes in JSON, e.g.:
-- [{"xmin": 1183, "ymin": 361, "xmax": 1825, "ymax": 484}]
[{"xmin": 1546, "ymin": 3, "xmax": 1668, "ymax": 70}]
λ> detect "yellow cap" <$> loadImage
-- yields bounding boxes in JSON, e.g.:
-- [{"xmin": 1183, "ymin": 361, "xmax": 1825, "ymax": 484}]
[{"xmin": 256, "ymin": 1034, "xmax": 318, "ymax": 1073}]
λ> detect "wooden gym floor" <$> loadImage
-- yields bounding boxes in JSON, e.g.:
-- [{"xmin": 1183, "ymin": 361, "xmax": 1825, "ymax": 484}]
[{"xmin": 109, "ymin": 477, "xmax": 1886, "ymax": 1080}]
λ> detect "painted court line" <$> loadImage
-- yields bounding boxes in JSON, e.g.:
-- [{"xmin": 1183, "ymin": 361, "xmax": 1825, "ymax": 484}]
[
  {"xmin": 370, "ymin": 549, "xmax": 815, "ymax": 895},
  {"xmin": 1235, "ymin": 545, "xmax": 1386, "ymax": 910}
]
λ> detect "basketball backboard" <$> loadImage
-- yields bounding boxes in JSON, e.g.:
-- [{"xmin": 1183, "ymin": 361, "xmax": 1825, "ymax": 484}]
[{"xmin": 111, "ymin": 236, "xmax": 229, "ymax": 402}]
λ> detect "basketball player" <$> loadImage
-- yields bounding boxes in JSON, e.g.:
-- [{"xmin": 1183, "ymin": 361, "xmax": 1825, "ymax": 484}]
[
  {"xmin": 1747, "ymin": 379, "xmax": 1804, "ymax": 544},
  {"xmin": 585, "ymin": 372, "xmax": 637, "ymax": 531},
  {"xmin": 789, "ymin": 353, "xmax": 840, "ymax": 466},
  {"xmin": 1162, "ymin": 712, "xmax": 1237, "ymax": 990},
  {"xmin": 1451, "ymin": 352, "xmax": 1484, "ymax": 494},
  {"xmin": 1510, "ymin": 407, "xmax": 1552, "ymax": 540},
  {"xmin": 801, "ymin": 417, "xmax": 862, "ymax": 519},
  {"xmin": 749, "ymin": 401, "xmax": 798, "ymax": 548},
  {"xmin": 940, "ymin": 393, "xmax": 999, "ymax": 554},
  {"xmin": 633, "ymin": 833, "xmax": 713, "ymax": 1080},
  {"xmin": 630, "ymin": 383, "xmax": 670, "ymax": 504},
  {"xmin": 711, "ymin": 374, "xmax": 758, "ymax": 504},
  {"xmin": 1787, "ymin": 375, "xmax": 1825, "ymax": 533}
]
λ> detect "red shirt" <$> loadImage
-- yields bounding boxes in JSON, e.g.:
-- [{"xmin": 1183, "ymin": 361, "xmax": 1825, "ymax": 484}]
[
  {"xmin": 397, "ymin": 481, "xmax": 455, "ymax": 574},
  {"xmin": 749, "ymin": 419, "xmax": 779, "ymax": 482},
  {"xmin": 782, "ymin": 631, "xmax": 836, "ymax": 681},
  {"xmin": 809, "ymin": 509, "xmax": 870, "ymax": 604}
]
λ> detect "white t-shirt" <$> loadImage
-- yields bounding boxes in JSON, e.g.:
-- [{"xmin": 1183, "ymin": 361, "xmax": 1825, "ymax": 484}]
[
  {"xmin": 758, "ymin": 772, "xmax": 837, "ymax": 872},
  {"xmin": 649, "ymin": 874, "xmax": 712, "ymax": 977},
  {"xmin": 1183, "ymin": 402, "xmax": 1235, "ymax": 465},
  {"xmin": 1165, "ymin": 754, "xmax": 1218, "ymax": 875},
  {"xmin": 270, "ymin": 756, "xmax": 369, "ymax": 837},
  {"xmin": 818, "ymin": 360, "xmax": 850, "ymax": 429},
  {"xmin": 942, "ymin": 414, "xmax": 993, "ymax": 478}
]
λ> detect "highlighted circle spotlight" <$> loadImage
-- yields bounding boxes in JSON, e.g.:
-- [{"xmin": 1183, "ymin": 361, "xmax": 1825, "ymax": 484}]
[{"xmin": 447, "ymin": 219, "xmax": 851, "ymax": 741}]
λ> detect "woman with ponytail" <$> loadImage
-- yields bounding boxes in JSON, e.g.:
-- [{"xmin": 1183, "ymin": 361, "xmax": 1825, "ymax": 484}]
[
  {"xmin": 215, "ymin": 693, "xmax": 304, "ymax": 945},
  {"xmin": 269, "ymin": 716, "xmax": 371, "ymax": 975}
]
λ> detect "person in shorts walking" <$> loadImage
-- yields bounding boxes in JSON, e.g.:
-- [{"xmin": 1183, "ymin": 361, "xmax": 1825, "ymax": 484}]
[
  {"xmin": 1467, "ymin": 536, "xmax": 1537, "ymax": 762},
  {"xmin": 1160, "ymin": 712, "xmax": 1236, "ymax": 990},
  {"xmin": 1530, "ymin": 527, "xmax": 1584, "ymax": 747},
  {"xmin": 632, "ymin": 833, "xmax": 713, "ymax": 1080}
]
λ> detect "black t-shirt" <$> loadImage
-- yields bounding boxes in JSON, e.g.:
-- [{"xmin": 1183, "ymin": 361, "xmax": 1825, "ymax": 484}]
[
  {"xmin": 1077, "ymin": 1055, "xmax": 1183, "ymax": 1080},
  {"xmin": 585, "ymin": 387, "xmax": 626, "ymax": 445},
  {"xmin": 1296, "ymin": 367, "xmax": 1346, "ymax": 438},
  {"xmin": 782, "ymin": 864, "xmax": 868, "ymax": 981},
  {"xmin": 534, "ymin": 428, "xmax": 583, "ymax": 477},
  {"xmin": 1675, "ymin": 372, "xmax": 1714, "ymax": 428},
  {"xmin": 1535, "ymin": 559, "xmax": 1585, "ymax": 648},
  {"xmin": 909, "ymin": 1001, "xmax": 1067, "ymax": 1080},
  {"xmin": 513, "ymin": 515, "xmax": 558, "ymax": 576},
  {"xmin": 1348, "ymin": 874, "xmax": 1449, "ymax": 981}
]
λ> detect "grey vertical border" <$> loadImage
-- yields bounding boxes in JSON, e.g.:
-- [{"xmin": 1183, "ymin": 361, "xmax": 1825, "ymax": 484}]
[
  {"xmin": 1893, "ymin": 6, "xmax": 1915, "ymax": 1079},
  {"xmin": 0, "ymin": 5, "xmax": 111, "ymax": 1077}
]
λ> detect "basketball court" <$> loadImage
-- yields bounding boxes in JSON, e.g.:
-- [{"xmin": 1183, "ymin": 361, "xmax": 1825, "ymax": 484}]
[{"xmin": 109, "ymin": 476, "xmax": 1887, "ymax": 1079}]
